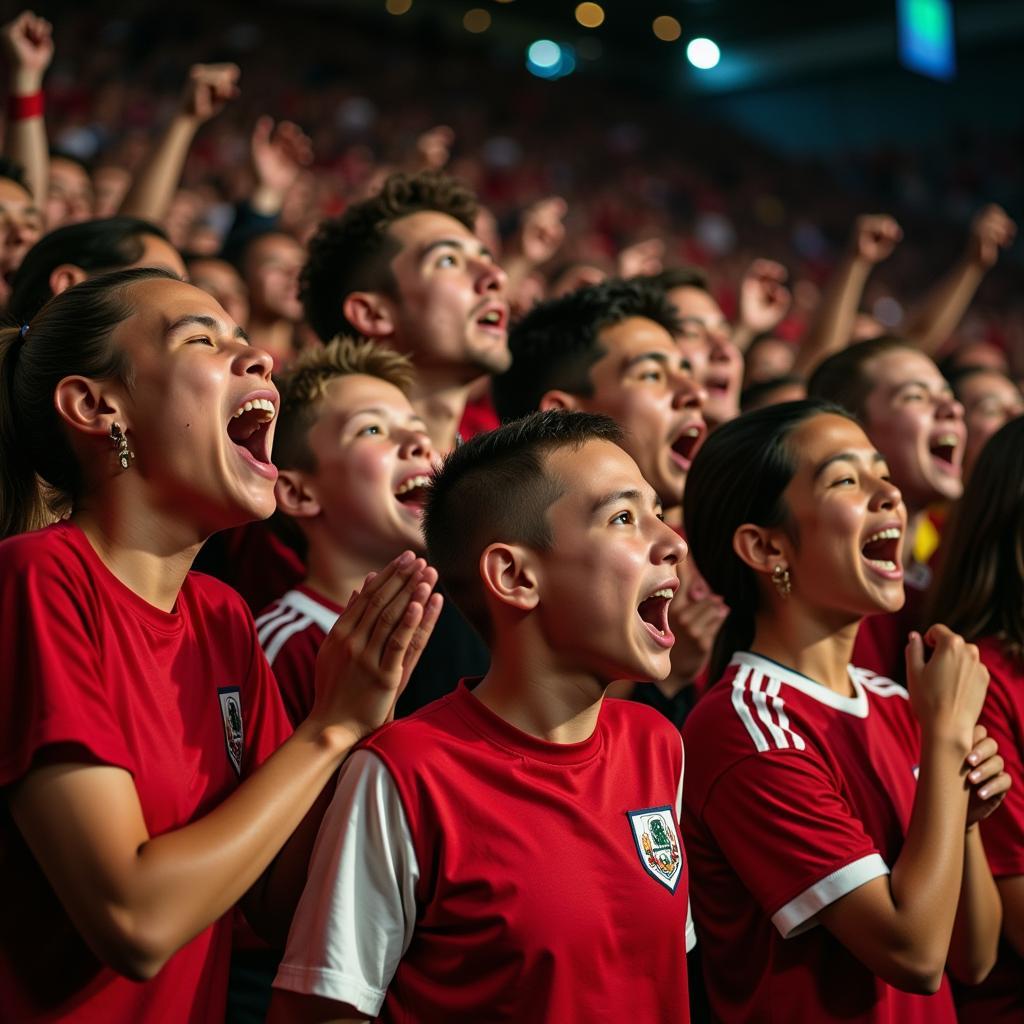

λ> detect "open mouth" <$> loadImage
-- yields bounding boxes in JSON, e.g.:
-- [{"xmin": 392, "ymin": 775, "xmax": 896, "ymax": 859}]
[
  {"xmin": 928, "ymin": 433, "xmax": 961, "ymax": 471},
  {"xmin": 705, "ymin": 375, "xmax": 732, "ymax": 396},
  {"xmin": 637, "ymin": 586, "xmax": 676, "ymax": 648},
  {"xmin": 394, "ymin": 474, "xmax": 432, "ymax": 514},
  {"xmin": 669, "ymin": 422, "xmax": 706, "ymax": 470},
  {"xmin": 860, "ymin": 526, "xmax": 902, "ymax": 577},
  {"xmin": 227, "ymin": 397, "xmax": 277, "ymax": 477},
  {"xmin": 475, "ymin": 305, "xmax": 508, "ymax": 332}
]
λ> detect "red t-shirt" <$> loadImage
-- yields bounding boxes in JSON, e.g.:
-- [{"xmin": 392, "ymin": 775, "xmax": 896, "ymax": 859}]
[
  {"xmin": 952, "ymin": 636, "xmax": 1024, "ymax": 1023},
  {"xmin": 457, "ymin": 391, "xmax": 500, "ymax": 440},
  {"xmin": 681, "ymin": 652, "xmax": 956, "ymax": 1024},
  {"xmin": 275, "ymin": 683, "xmax": 694, "ymax": 1022},
  {"xmin": 0, "ymin": 522, "xmax": 292, "ymax": 1022},
  {"xmin": 852, "ymin": 560, "xmax": 930, "ymax": 683},
  {"xmin": 256, "ymin": 586, "xmax": 344, "ymax": 727}
]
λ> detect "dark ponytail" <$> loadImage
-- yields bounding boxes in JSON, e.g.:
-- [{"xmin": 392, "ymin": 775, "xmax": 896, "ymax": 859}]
[
  {"xmin": 683, "ymin": 399, "xmax": 853, "ymax": 682},
  {"xmin": 0, "ymin": 267, "xmax": 178, "ymax": 538}
]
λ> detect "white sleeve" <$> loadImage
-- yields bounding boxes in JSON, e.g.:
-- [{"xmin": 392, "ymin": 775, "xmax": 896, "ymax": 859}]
[
  {"xmin": 273, "ymin": 750, "xmax": 419, "ymax": 1017},
  {"xmin": 676, "ymin": 732, "xmax": 697, "ymax": 953}
]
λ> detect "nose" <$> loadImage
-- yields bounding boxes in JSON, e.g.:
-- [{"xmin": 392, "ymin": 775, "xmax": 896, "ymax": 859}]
[
  {"xmin": 233, "ymin": 339, "xmax": 274, "ymax": 380},
  {"xmin": 399, "ymin": 428, "xmax": 433, "ymax": 461},
  {"xmin": 474, "ymin": 254, "xmax": 507, "ymax": 295},
  {"xmin": 653, "ymin": 518, "xmax": 687, "ymax": 567},
  {"xmin": 936, "ymin": 392, "xmax": 965, "ymax": 423},
  {"xmin": 672, "ymin": 372, "xmax": 707, "ymax": 411},
  {"xmin": 870, "ymin": 472, "xmax": 903, "ymax": 513}
]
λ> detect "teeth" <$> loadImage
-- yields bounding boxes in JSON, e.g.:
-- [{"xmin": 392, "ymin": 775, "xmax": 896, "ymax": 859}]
[
  {"xmin": 395, "ymin": 475, "xmax": 432, "ymax": 496},
  {"xmin": 865, "ymin": 559, "xmax": 897, "ymax": 571},
  {"xmin": 933, "ymin": 434, "xmax": 958, "ymax": 448},
  {"xmin": 480, "ymin": 310, "xmax": 501, "ymax": 324},
  {"xmin": 863, "ymin": 527, "xmax": 900, "ymax": 545},
  {"xmin": 648, "ymin": 588, "xmax": 675, "ymax": 601},
  {"xmin": 231, "ymin": 398, "xmax": 276, "ymax": 420},
  {"xmin": 683, "ymin": 428, "xmax": 700, "ymax": 438}
]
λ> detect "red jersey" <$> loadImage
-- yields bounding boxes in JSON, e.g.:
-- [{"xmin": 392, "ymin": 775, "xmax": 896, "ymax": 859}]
[
  {"xmin": 256, "ymin": 586, "xmax": 344, "ymax": 727},
  {"xmin": 680, "ymin": 652, "xmax": 956, "ymax": 1024},
  {"xmin": 457, "ymin": 391, "xmax": 500, "ymax": 440},
  {"xmin": 852, "ymin": 559, "xmax": 930, "ymax": 682},
  {"xmin": 0, "ymin": 522, "xmax": 292, "ymax": 1023},
  {"xmin": 275, "ymin": 683, "xmax": 694, "ymax": 1022},
  {"xmin": 952, "ymin": 636, "xmax": 1024, "ymax": 1023}
]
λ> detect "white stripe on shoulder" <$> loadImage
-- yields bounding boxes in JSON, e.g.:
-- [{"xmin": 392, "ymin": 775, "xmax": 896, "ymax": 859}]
[
  {"xmin": 263, "ymin": 615, "xmax": 315, "ymax": 666},
  {"xmin": 730, "ymin": 663, "xmax": 770, "ymax": 752},
  {"xmin": 765, "ymin": 676, "xmax": 806, "ymax": 751},
  {"xmin": 853, "ymin": 667, "xmax": 909, "ymax": 700},
  {"xmin": 256, "ymin": 606, "xmax": 300, "ymax": 647},
  {"xmin": 771, "ymin": 853, "xmax": 890, "ymax": 938},
  {"xmin": 749, "ymin": 670, "xmax": 793, "ymax": 750}
]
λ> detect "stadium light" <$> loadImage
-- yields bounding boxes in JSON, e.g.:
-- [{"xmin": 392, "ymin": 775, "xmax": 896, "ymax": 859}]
[
  {"xmin": 686, "ymin": 37, "xmax": 721, "ymax": 70},
  {"xmin": 526, "ymin": 39, "xmax": 575, "ymax": 79}
]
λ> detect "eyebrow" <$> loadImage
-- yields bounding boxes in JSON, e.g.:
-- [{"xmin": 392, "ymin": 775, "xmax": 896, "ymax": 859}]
[
  {"xmin": 166, "ymin": 314, "xmax": 249, "ymax": 343},
  {"xmin": 419, "ymin": 237, "xmax": 493, "ymax": 262},
  {"xmin": 891, "ymin": 378, "xmax": 952, "ymax": 398},
  {"xmin": 621, "ymin": 351, "xmax": 671, "ymax": 372},
  {"xmin": 590, "ymin": 487, "xmax": 661, "ymax": 517},
  {"xmin": 813, "ymin": 451, "xmax": 887, "ymax": 481},
  {"xmin": 344, "ymin": 406, "xmax": 428, "ymax": 429}
]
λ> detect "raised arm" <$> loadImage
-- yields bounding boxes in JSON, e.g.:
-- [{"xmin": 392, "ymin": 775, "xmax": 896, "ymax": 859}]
[
  {"xmin": 732, "ymin": 259, "xmax": 791, "ymax": 353},
  {"xmin": 118, "ymin": 63, "xmax": 240, "ymax": 224},
  {"xmin": 9, "ymin": 556, "xmax": 441, "ymax": 982},
  {"xmin": 1, "ymin": 10, "xmax": 53, "ymax": 206},
  {"xmin": 901, "ymin": 205, "xmax": 1017, "ymax": 357},
  {"xmin": 248, "ymin": 115, "xmax": 313, "ymax": 218},
  {"xmin": 817, "ymin": 626, "xmax": 993, "ymax": 993},
  {"xmin": 792, "ymin": 214, "xmax": 902, "ymax": 378}
]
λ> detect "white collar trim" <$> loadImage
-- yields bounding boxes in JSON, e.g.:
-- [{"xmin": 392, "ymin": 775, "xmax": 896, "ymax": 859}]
[{"xmin": 731, "ymin": 651, "xmax": 869, "ymax": 718}]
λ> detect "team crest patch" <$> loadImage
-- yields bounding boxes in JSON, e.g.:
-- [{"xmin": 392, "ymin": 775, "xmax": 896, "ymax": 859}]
[
  {"xmin": 627, "ymin": 806, "xmax": 683, "ymax": 893},
  {"xmin": 218, "ymin": 686, "xmax": 244, "ymax": 776}
]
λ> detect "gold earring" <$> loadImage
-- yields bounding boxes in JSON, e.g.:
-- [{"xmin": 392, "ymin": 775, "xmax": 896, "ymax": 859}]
[
  {"xmin": 110, "ymin": 422, "xmax": 135, "ymax": 470},
  {"xmin": 771, "ymin": 564, "xmax": 791, "ymax": 598}
]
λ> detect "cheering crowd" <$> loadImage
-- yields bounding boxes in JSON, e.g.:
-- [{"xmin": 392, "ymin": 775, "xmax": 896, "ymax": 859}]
[{"xmin": 1, "ymin": 7, "xmax": 1023, "ymax": 1023}]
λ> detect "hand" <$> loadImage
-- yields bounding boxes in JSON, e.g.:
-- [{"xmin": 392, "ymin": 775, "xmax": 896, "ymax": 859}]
[
  {"xmin": 415, "ymin": 124, "xmax": 455, "ymax": 171},
  {"xmin": 667, "ymin": 579, "xmax": 728, "ymax": 682},
  {"xmin": 738, "ymin": 259, "xmax": 791, "ymax": 334},
  {"xmin": 849, "ymin": 214, "xmax": 903, "ymax": 264},
  {"xmin": 2, "ymin": 11, "xmax": 54, "ymax": 91},
  {"xmin": 617, "ymin": 237, "xmax": 665, "ymax": 279},
  {"xmin": 179, "ymin": 63, "xmax": 240, "ymax": 124},
  {"xmin": 966, "ymin": 204, "xmax": 1016, "ymax": 269},
  {"xmin": 905, "ymin": 626, "xmax": 989, "ymax": 752},
  {"xmin": 514, "ymin": 196, "xmax": 567, "ymax": 267},
  {"xmin": 964, "ymin": 725, "xmax": 1011, "ymax": 829},
  {"xmin": 311, "ymin": 552, "xmax": 443, "ymax": 742},
  {"xmin": 251, "ymin": 116, "xmax": 313, "ymax": 196}
]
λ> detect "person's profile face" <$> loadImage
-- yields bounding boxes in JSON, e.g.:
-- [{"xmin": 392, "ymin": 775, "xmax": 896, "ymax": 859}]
[{"xmin": 384, "ymin": 210, "xmax": 511, "ymax": 379}]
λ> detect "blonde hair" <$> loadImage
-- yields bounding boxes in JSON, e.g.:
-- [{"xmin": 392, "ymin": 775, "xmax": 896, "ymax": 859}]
[{"xmin": 273, "ymin": 335, "xmax": 416, "ymax": 471}]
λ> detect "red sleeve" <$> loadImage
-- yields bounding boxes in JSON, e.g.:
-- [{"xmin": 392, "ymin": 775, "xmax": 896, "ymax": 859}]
[
  {"xmin": 0, "ymin": 543, "xmax": 135, "ymax": 786},
  {"xmin": 264, "ymin": 629, "xmax": 320, "ymax": 729},
  {"xmin": 978, "ymin": 671, "xmax": 1024, "ymax": 878},
  {"xmin": 699, "ymin": 751, "xmax": 888, "ymax": 935}
]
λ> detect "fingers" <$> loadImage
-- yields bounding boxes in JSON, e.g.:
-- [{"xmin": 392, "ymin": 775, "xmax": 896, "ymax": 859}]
[
  {"xmin": 905, "ymin": 630, "xmax": 925, "ymax": 680},
  {"xmin": 365, "ymin": 566, "xmax": 439, "ymax": 669},
  {"xmin": 968, "ymin": 752, "xmax": 1003, "ymax": 789},
  {"xmin": 975, "ymin": 770, "xmax": 1011, "ymax": 803},
  {"xmin": 391, "ymin": 589, "xmax": 445, "ymax": 683},
  {"xmin": 966, "ymin": 727, "xmax": 991, "ymax": 765},
  {"xmin": 333, "ymin": 551, "xmax": 417, "ymax": 638}
]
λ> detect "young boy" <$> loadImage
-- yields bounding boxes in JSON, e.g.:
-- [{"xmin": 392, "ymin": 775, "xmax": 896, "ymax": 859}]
[
  {"xmin": 256, "ymin": 336, "xmax": 488, "ymax": 723},
  {"xmin": 268, "ymin": 411, "xmax": 696, "ymax": 1023}
]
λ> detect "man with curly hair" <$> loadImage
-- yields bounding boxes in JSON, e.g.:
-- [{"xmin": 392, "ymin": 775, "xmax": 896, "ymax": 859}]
[{"xmin": 301, "ymin": 171, "xmax": 510, "ymax": 451}]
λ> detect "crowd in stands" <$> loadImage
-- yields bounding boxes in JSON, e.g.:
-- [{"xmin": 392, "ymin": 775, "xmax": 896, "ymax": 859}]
[{"xmin": 1, "ymin": 5, "xmax": 1023, "ymax": 1022}]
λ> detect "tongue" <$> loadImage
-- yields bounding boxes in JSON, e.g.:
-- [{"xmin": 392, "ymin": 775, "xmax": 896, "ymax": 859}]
[
  {"xmin": 638, "ymin": 596, "xmax": 665, "ymax": 630},
  {"xmin": 862, "ymin": 538, "xmax": 894, "ymax": 561},
  {"xmin": 396, "ymin": 485, "xmax": 429, "ymax": 506}
]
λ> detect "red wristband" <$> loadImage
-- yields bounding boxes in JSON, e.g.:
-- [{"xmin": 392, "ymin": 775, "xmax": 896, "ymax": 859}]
[{"xmin": 7, "ymin": 92, "xmax": 44, "ymax": 121}]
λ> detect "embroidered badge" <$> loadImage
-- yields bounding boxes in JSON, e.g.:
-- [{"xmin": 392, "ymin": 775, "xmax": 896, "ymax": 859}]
[
  {"xmin": 627, "ymin": 806, "xmax": 683, "ymax": 892},
  {"xmin": 218, "ymin": 686, "xmax": 244, "ymax": 776}
]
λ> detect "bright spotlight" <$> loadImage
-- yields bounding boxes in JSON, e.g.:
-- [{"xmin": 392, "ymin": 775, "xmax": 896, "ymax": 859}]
[
  {"xmin": 686, "ymin": 37, "xmax": 720, "ymax": 70},
  {"xmin": 526, "ymin": 39, "xmax": 575, "ymax": 79}
]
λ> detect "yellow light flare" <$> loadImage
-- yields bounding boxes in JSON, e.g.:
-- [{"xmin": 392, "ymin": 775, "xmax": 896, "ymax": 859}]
[
  {"xmin": 463, "ymin": 8, "xmax": 491, "ymax": 32},
  {"xmin": 652, "ymin": 15, "xmax": 682, "ymax": 42},
  {"xmin": 575, "ymin": 3, "xmax": 605, "ymax": 29},
  {"xmin": 385, "ymin": 0, "xmax": 412, "ymax": 14}
]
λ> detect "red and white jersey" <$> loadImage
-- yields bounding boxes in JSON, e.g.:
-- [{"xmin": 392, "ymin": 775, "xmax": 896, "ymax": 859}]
[
  {"xmin": 680, "ymin": 651, "xmax": 956, "ymax": 1024},
  {"xmin": 275, "ymin": 682, "xmax": 695, "ymax": 1023},
  {"xmin": 0, "ymin": 521, "xmax": 292, "ymax": 1023},
  {"xmin": 256, "ymin": 586, "xmax": 343, "ymax": 727},
  {"xmin": 952, "ymin": 636, "xmax": 1024, "ymax": 1023}
]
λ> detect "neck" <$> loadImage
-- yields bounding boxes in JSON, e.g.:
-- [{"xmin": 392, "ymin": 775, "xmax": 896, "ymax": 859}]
[
  {"xmin": 72, "ymin": 496, "xmax": 204, "ymax": 612},
  {"xmin": 408, "ymin": 372, "xmax": 473, "ymax": 453},
  {"xmin": 749, "ymin": 604, "xmax": 860, "ymax": 695},
  {"xmin": 472, "ymin": 622, "xmax": 607, "ymax": 743},
  {"xmin": 302, "ymin": 528, "xmax": 397, "ymax": 608},
  {"xmin": 247, "ymin": 317, "xmax": 295, "ymax": 365}
]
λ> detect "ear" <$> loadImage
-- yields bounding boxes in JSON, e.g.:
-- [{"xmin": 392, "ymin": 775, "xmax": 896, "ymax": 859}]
[
  {"xmin": 49, "ymin": 264, "xmax": 88, "ymax": 298},
  {"xmin": 479, "ymin": 542, "xmax": 539, "ymax": 614},
  {"xmin": 53, "ymin": 375, "xmax": 122, "ymax": 439},
  {"xmin": 538, "ymin": 390, "xmax": 582, "ymax": 413},
  {"xmin": 274, "ymin": 469, "xmax": 322, "ymax": 520},
  {"xmin": 342, "ymin": 291, "xmax": 396, "ymax": 340},
  {"xmin": 732, "ymin": 523, "xmax": 788, "ymax": 577}
]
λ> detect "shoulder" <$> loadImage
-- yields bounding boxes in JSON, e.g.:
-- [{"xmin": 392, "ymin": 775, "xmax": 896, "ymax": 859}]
[
  {"xmin": 361, "ymin": 693, "xmax": 464, "ymax": 763},
  {"xmin": 852, "ymin": 666, "xmax": 910, "ymax": 701},
  {"xmin": 0, "ymin": 522, "xmax": 85, "ymax": 578},
  {"xmin": 602, "ymin": 697, "xmax": 684, "ymax": 748},
  {"xmin": 183, "ymin": 571, "xmax": 257, "ymax": 626}
]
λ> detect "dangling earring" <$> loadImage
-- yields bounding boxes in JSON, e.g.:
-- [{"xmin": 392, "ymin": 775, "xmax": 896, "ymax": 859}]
[
  {"xmin": 110, "ymin": 422, "xmax": 135, "ymax": 470},
  {"xmin": 771, "ymin": 564, "xmax": 791, "ymax": 598}
]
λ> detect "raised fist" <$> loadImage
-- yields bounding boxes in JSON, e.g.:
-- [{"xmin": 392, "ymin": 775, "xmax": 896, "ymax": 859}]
[
  {"xmin": 180, "ymin": 63, "xmax": 240, "ymax": 123},
  {"xmin": 850, "ymin": 214, "xmax": 903, "ymax": 264},
  {"xmin": 966, "ymin": 204, "xmax": 1016, "ymax": 269}
]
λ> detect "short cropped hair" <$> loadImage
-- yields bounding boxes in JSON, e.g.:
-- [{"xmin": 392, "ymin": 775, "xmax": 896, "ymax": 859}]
[
  {"xmin": 491, "ymin": 278, "xmax": 681, "ymax": 423},
  {"xmin": 0, "ymin": 157, "xmax": 28, "ymax": 191},
  {"xmin": 806, "ymin": 336, "xmax": 911, "ymax": 420},
  {"xmin": 273, "ymin": 336, "xmax": 415, "ymax": 472},
  {"xmin": 301, "ymin": 172, "xmax": 479, "ymax": 343},
  {"xmin": 424, "ymin": 410, "xmax": 623, "ymax": 640},
  {"xmin": 644, "ymin": 266, "xmax": 710, "ymax": 295}
]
